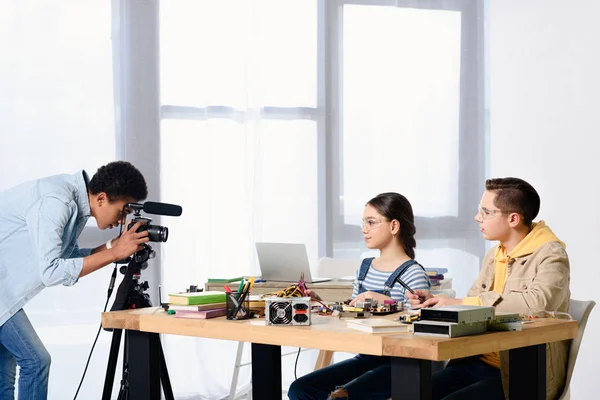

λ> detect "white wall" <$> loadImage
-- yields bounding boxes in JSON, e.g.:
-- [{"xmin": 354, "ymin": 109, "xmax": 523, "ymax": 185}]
[{"xmin": 490, "ymin": 1, "xmax": 600, "ymax": 398}]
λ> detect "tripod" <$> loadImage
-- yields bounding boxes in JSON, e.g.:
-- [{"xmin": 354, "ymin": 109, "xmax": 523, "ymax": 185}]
[{"xmin": 102, "ymin": 245, "xmax": 174, "ymax": 400}]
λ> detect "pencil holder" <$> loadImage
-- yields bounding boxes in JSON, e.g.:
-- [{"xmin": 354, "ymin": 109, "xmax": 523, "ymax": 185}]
[{"xmin": 226, "ymin": 292, "xmax": 250, "ymax": 320}]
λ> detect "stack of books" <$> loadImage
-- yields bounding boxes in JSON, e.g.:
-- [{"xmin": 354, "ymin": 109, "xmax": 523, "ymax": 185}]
[
  {"xmin": 424, "ymin": 268, "xmax": 452, "ymax": 290},
  {"xmin": 168, "ymin": 291, "xmax": 227, "ymax": 319}
]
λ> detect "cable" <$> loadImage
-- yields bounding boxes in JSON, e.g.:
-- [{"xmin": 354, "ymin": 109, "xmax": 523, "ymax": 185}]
[
  {"xmin": 294, "ymin": 347, "xmax": 302, "ymax": 380},
  {"xmin": 73, "ymin": 295, "xmax": 111, "ymax": 399}
]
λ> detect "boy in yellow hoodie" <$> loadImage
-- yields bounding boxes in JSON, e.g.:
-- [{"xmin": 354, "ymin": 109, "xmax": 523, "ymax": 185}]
[{"xmin": 408, "ymin": 177, "xmax": 570, "ymax": 400}]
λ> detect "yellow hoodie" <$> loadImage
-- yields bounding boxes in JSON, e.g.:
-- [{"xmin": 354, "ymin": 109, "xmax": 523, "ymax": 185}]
[{"xmin": 462, "ymin": 221, "xmax": 565, "ymax": 368}]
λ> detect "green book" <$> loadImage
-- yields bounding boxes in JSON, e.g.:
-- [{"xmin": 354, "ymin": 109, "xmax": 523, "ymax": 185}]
[
  {"xmin": 168, "ymin": 291, "xmax": 227, "ymax": 306},
  {"xmin": 207, "ymin": 276, "xmax": 244, "ymax": 283}
]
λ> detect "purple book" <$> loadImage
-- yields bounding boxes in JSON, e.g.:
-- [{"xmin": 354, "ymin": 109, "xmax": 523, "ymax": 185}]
[{"xmin": 174, "ymin": 308, "xmax": 227, "ymax": 319}]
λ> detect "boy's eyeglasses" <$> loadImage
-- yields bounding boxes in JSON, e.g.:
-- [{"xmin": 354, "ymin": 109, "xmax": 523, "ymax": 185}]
[
  {"xmin": 477, "ymin": 205, "xmax": 511, "ymax": 220},
  {"xmin": 361, "ymin": 219, "xmax": 384, "ymax": 231}
]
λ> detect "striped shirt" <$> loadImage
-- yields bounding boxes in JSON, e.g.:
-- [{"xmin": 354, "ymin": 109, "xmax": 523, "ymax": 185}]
[{"xmin": 352, "ymin": 260, "xmax": 431, "ymax": 304}]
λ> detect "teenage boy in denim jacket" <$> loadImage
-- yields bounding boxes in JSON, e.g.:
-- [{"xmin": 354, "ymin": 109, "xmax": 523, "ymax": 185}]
[
  {"xmin": 408, "ymin": 177, "xmax": 569, "ymax": 400},
  {"xmin": 0, "ymin": 161, "xmax": 150, "ymax": 399}
]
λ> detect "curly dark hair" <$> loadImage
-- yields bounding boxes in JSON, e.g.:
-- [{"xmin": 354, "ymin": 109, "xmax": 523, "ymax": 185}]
[
  {"xmin": 366, "ymin": 192, "xmax": 416, "ymax": 259},
  {"xmin": 485, "ymin": 177, "xmax": 540, "ymax": 226},
  {"xmin": 88, "ymin": 161, "xmax": 148, "ymax": 202}
]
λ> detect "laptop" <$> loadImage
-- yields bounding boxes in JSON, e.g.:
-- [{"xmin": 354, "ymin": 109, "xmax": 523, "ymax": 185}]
[{"xmin": 255, "ymin": 242, "xmax": 332, "ymax": 283}]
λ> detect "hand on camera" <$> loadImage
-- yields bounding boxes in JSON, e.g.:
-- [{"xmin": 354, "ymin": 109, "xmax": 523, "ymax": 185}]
[{"xmin": 110, "ymin": 220, "xmax": 150, "ymax": 260}]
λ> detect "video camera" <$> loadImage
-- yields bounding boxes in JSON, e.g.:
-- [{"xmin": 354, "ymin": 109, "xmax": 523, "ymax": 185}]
[
  {"xmin": 125, "ymin": 201, "xmax": 182, "ymax": 243},
  {"xmin": 109, "ymin": 201, "xmax": 183, "ymax": 311}
]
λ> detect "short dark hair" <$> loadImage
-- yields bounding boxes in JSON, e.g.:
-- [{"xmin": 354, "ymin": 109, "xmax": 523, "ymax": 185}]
[
  {"xmin": 366, "ymin": 192, "xmax": 417, "ymax": 259},
  {"xmin": 485, "ymin": 177, "xmax": 540, "ymax": 226},
  {"xmin": 88, "ymin": 161, "xmax": 148, "ymax": 202}
]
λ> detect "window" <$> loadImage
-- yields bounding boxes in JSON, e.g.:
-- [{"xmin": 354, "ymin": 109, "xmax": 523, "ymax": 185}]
[
  {"xmin": 159, "ymin": 0, "xmax": 319, "ymax": 288},
  {"xmin": 326, "ymin": 0, "xmax": 487, "ymax": 296}
]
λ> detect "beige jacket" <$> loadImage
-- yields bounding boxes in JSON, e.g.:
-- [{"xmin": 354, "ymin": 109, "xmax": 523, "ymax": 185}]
[{"xmin": 467, "ymin": 241, "xmax": 570, "ymax": 400}]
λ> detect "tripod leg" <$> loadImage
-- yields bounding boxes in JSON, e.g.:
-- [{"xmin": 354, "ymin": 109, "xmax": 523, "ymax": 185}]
[
  {"xmin": 158, "ymin": 338, "xmax": 175, "ymax": 400},
  {"xmin": 102, "ymin": 329, "xmax": 123, "ymax": 400}
]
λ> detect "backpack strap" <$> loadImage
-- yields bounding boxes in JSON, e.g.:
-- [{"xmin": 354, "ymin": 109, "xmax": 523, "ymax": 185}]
[
  {"xmin": 356, "ymin": 257, "xmax": 374, "ymax": 291},
  {"xmin": 382, "ymin": 260, "xmax": 425, "ymax": 296}
]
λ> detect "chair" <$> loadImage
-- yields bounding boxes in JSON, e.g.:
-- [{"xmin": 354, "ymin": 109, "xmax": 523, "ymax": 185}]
[{"xmin": 557, "ymin": 299, "xmax": 596, "ymax": 400}]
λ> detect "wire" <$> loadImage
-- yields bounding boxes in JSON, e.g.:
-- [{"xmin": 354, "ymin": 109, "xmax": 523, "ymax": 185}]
[
  {"xmin": 73, "ymin": 295, "xmax": 111, "ymax": 399},
  {"xmin": 294, "ymin": 347, "xmax": 302, "ymax": 380}
]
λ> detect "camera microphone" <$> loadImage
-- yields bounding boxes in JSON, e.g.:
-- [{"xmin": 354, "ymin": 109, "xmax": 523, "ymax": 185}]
[{"xmin": 141, "ymin": 201, "xmax": 183, "ymax": 217}]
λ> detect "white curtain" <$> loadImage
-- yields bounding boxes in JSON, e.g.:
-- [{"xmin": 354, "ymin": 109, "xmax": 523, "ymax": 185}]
[
  {"xmin": 158, "ymin": 1, "xmax": 319, "ymax": 398},
  {"xmin": 0, "ymin": 0, "xmax": 121, "ymax": 399}
]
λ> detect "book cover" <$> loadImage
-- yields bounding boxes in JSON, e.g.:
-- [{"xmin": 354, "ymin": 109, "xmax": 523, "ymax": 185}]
[
  {"xmin": 346, "ymin": 318, "xmax": 412, "ymax": 334},
  {"xmin": 425, "ymin": 268, "xmax": 448, "ymax": 276},
  {"xmin": 168, "ymin": 291, "xmax": 227, "ymax": 305},
  {"xmin": 207, "ymin": 276, "xmax": 244, "ymax": 283},
  {"xmin": 168, "ymin": 305, "xmax": 200, "ymax": 312},
  {"xmin": 174, "ymin": 308, "xmax": 228, "ymax": 319},
  {"xmin": 197, "ymin": 302, "xmax": 226, "ymax": 311}
]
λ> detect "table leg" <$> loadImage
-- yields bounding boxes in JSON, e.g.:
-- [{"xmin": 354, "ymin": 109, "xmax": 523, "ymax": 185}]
[
  {"xmin": 251, "ymin": 343, "xmax": 282, "ymax": 399},
  {"xmin": 390, "ymin": 357, "xmax": 432, "ymax": 400},
  {"xmin": 127, "ymin": 330, "xmax": 161, "ymax": 400},
  {"xmin": 509, "ymin": 344, "xmax": 546, "ymax": 400}
]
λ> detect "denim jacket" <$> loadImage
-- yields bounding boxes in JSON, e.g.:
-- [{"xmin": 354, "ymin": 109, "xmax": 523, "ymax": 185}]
[{"xmin": 0, "ymin": 171, "xmax": 92, "ymax": 327}]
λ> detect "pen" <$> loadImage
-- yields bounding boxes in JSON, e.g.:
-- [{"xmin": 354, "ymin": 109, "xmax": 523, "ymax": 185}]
[
  {"xmin": 396, "ymin": 277, "xmax": 428, "ymax": 302},
  {"xmin": 235, "ymin": 279, "xmax": 245, "ymax": 300}
]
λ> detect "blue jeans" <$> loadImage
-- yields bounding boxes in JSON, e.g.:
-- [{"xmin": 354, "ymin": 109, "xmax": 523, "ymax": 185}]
[
  {"xmin": 288, "ymin": 354, "xmax": 391, "ymax": 400},
  {"xmin": 0, "ymin": 309, "xmax": 51, "ymax": 400},
  {"xmin": 432, "ymin": 357, "xmax": 504, "ymax": 400}
]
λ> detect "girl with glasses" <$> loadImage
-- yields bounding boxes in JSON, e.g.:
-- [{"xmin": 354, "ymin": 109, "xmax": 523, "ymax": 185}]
[{"xmin": 288, "ymin": 192, "xmax": 430, "ymax": 400}]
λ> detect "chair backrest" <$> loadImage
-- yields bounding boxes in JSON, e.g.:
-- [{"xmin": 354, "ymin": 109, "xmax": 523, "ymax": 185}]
[
  {"xmin": 315, "ymin": 257, "xmax": 359, "ymax": 279},
  {"xmin": 558, "ymin": 299, "xmax": 596, "ymax": 400}
]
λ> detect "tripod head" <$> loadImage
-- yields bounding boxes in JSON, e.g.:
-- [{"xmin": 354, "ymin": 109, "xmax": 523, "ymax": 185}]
[{"xmin": 110, "ymin": 244, "xmax": 155, "ymax": 312}]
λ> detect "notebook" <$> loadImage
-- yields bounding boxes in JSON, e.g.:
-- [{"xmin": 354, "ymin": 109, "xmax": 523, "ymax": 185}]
[
  {"xmin": 346, "ymin": 318, "xmax": 412, "ymax": 334},
  {"xmin": 255, "ymin": 242, "xmax": 331, "ymax": 283},
  {"xmin": 168, "ymin": 291, "xmax": 226, "ymax": 305}
]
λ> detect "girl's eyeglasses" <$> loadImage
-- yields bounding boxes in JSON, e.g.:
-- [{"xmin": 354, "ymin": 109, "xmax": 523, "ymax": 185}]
[{"xmin": 361, "ymin": 219, "xmax": 384, "ymax": 231}]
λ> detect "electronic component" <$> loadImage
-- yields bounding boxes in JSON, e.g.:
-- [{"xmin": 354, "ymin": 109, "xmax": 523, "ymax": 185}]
[
  {"xmin": 420, "ymin": 305, "xmax": 494, "ymax": 324},
  {"xmin": 413, "ymin": 320, "xmax": 487, "ymax": 337},
  {"xmin": 265, "ymin": 297, "xmax": 311, "ymax": 326},
  {"xmin": 488, "ymin": 312, "xmax": 522, "ymax": 331}
]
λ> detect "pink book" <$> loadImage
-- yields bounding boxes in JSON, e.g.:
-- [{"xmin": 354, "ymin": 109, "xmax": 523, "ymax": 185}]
[{"xmin": 174, "ymin": 308, "xmax": 227, "ymax": 319}]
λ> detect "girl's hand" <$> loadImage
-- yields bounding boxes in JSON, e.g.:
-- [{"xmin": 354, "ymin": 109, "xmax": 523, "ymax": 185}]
[
  {"xmin": 349, "ymin": 291, "xmax": 385, "ymax": 306},
  {"xmin": 304, "ymin": 289, "xmax": 322, "ymax": 301}
]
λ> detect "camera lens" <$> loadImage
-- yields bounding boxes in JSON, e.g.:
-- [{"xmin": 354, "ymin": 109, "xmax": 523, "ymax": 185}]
[{"xmin": 145, "ymin": 225, "xmax": 169, "ymax": 243}]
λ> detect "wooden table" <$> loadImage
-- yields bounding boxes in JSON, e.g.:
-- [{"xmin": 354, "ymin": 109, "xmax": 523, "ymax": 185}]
[
  {"xmin": 101, "ymin": 307, "xmax": 577, "ymax": 400},
  {"xmin": 205, "ymin": 280, "xmax": 354, "ymax": 302}
]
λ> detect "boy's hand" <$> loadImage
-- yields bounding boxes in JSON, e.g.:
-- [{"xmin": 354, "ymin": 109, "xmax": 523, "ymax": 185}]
[
  {"xmin": 109, "ymin": 221, "xmax": 149, "ymax": 260},
  {"xmin": 406, "ymin": 289, "xmax": 434, "ymax": 307}
]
